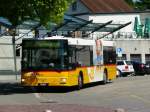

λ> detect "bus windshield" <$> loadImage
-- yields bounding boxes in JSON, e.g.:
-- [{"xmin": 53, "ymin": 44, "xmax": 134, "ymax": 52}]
[{"xmin": 22, "ymin": 40, "xmax": 68, "ymax": 70}]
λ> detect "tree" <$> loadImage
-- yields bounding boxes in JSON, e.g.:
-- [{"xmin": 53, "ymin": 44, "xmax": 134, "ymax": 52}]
[
  {"xmin": 125, "ymin": 0, "xmax": 134, "ymax": 7},
  {"xmin": 125, "ymin": 0, "xmax": 150, "ymax": 10},
  {"xmin": 136, "ymin": 0, "xmax": 150, "ymax": 10},
  {"xmin": 0, "ymin": 0, "xmax": 73, "ymax": 80},
  {"xmin": 0, "ymin": 0, "xmax": 73, "ymax": 27}
]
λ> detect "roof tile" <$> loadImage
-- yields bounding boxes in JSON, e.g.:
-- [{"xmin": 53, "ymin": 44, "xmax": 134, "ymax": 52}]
[{"xmin": 81, "ymin": 0, "xmax": 133, "ymax": 13}]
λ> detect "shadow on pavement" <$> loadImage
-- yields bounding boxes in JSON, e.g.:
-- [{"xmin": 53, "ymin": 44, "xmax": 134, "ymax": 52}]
[
  {"xmin": 0, "ymin": 82, "xmax": 31, "ymax": 95},
  {"xmin": 0, "ymin": 104, "xmax": 115, "ymax": 112},
  {"xmin": 0, "ymin": 82, "xmax": 77, "ymax": 95},
  {"xmin": 0, "ymin": 81, "xmax": 112, "ymax": 95}
]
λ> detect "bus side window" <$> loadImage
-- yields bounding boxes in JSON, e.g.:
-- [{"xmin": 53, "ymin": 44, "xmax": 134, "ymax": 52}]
[{"xmin": 68, "ymin": 49, "xmax": 73, "ymax": 56}]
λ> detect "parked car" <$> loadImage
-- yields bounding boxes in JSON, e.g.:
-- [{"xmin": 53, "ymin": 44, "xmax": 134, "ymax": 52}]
[
  {"xmin": 144, "ymin": 62, "xmax": 150, "ymax": 74},
  {"xmin": 131, "ymin": 61, "xmax": 147, "ymax": 75},
  {"xmin": 117, "ymin": 60, "xmax": 135, "ymax": 77}
]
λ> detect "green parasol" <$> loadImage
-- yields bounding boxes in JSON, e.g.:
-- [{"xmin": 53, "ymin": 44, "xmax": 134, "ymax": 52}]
[
  {"xmin": 134, "ymin": 17, "xmax": 143, "ymax": 38},
  {"xmin": 144, "ymin": 18, "xmax": 150, "ymax": 38}
]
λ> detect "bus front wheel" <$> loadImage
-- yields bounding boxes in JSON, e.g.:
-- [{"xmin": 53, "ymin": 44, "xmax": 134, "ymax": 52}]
[
  {"xmin": 102, "ymin": 70, "xmax": 107, "ymax": 84},
  {"xmin": 77, "ymin": 75, "xmax": 83, "ymax": 90}
]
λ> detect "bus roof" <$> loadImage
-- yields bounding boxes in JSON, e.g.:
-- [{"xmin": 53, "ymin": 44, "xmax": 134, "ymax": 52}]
[
  {"xmin": 23, "ymin": 36, "xmax": 115, "ymax": 46},
  {"xmin": 102, "ymin": 40, "xmax": 115, "ymax": 47},
  {"xmin": 45, "ymin": 36, "xmax": 95, "ymax": 46}
]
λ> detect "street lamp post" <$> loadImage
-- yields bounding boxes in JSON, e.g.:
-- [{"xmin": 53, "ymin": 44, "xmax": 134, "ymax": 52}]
[{"xmin": 10, "ymin": 28, "xmax": 17, "ymax": 80}]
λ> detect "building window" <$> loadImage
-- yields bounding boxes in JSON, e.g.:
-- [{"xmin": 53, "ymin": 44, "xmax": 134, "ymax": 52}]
[
  {"xmin": 130, "ymin": 54, "xmax": 141, "ymax": 62},
  {"xmin": 16, "ymin": 47, "xmax": 20, "ymax": 57},
  {"xmin": 145, "ymin": 54, "xmax": 150, "ymax": 64},
  {"xmin": 72, "ymin": 1, "xmax": 77, "ymax": 11}
]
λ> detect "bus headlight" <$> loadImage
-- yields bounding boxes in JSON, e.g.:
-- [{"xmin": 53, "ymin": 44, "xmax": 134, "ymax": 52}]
[
  {"xmin": 60, "ymin": 78, "xmax": 67, "ymax": 84},
  {"xmin": 21, "ymin": 78, "xmax": 25, "ymax": 82}
]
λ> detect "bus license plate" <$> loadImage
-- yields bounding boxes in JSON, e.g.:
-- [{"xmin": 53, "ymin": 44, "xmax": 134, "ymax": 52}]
[{"xmin": 39, "ymin": 83, "xmax": 48, "ymax": 86}]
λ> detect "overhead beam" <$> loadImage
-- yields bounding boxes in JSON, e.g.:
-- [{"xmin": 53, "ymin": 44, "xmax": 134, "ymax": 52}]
[
  {"xmin": 0, "ymin": 21, "xmax": 14, "ymax": 37},
  {"xmin": 51, "ymin": 20, "xmax": 72, "ymax": 32},
  {"xmin": 42, "ymin": 20, "xmax": 73, "ymax": 38},
  {"xmin": 85, "ymin": 20, "xmax": 113, "ymax": 37},
  {"xmin": 73, "ymin": 20, "xmax": 93, "ymax": 32},
  {"xmin": 99, "ymin": 21, "xmax": 132, "ymax": 39},
  {"xmin": 0, "ymin": 21, "xmax": 13, "ymax": 29},
  {"xmin": 15, "ymin": 23, "xmax": 41, "ymax": 41}
]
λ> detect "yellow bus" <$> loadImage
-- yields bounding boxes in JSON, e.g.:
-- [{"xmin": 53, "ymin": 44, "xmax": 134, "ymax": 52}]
[{"xmin": 21, "ymin": 36, "xmax": 116, "ymax": 89}]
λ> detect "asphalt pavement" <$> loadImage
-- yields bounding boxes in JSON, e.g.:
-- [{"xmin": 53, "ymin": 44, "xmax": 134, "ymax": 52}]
[
  {"xmin": 1, "ymin": 75, "xmax": 150, "ymax": 112},
  {"xmin": 0, "ymin": 75, "xmax": 117, "ymax": 112},
  {"xmin": 0, "ymin": 105, "xmax": 116, "ymax": 112}
]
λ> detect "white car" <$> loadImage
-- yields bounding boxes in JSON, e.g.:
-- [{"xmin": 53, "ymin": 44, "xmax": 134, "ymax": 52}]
[{"xmin": 117, "ymin": 60, "xmax": 135, "ymax": 77}]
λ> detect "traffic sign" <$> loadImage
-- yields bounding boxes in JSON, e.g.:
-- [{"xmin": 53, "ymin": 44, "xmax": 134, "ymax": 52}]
[{"xmin": 116, "ymin": 48, "xmax": 123, "ymax": 57}]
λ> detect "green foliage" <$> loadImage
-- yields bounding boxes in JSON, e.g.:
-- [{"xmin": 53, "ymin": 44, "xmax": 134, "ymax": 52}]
[
  {"xmin": 125, "ymin": 0, "xmax": 150, "ymax": 10},
  {"xmin": 125, "ymin": 0, "xmax": 134, "ymax": 7},
  {"xmin": 136, "ymin": 0, "xmax": 150, "ymax": 10},
  {"xmin": 0, "ymin": 0, "xmax": 73, "ymax": 27}
]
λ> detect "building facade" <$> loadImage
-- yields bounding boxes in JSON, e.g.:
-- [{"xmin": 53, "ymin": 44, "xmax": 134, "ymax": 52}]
[
  {"xmin": 114, "ymin": 39, "xmax": 150, "ymax": 63},
  {"xmin": 0, "ymin": 36, "xmax": 21, "ymax": 75},
  {"xmin": 66, "ymin": 0, "xmax": 150, "ymax": 63},
  {"xmin": 0, "ymin": 0, "xmax": 150, "ymax": 76}
]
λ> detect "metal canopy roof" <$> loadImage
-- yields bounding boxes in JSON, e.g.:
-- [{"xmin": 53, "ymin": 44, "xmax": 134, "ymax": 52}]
[
  {"xmin": 51, "ymin": 15, "xmax": 131, "ymax": 35},
  {"xmin": 0, "ymin": 15, "xmax": 131, "ymax": 39}
]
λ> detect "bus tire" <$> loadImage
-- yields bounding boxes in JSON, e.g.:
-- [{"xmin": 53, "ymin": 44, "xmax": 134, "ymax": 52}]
[
  {"xmin": 77, "ymin": 75, "xmax": 83, "ymax": 90},
  {"xmin": 102, "ymin": 70, "xmax": 107, "ymax": 84}
]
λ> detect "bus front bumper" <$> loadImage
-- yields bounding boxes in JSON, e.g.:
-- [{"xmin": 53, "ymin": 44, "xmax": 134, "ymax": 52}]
[{"xmin": 21, "ymin": 76, "xmax": 76, "ymax": 87}]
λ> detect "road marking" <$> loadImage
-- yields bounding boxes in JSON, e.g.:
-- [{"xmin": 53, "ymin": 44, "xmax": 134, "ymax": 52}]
[
  {"xmin": 31, "ymin": 87, "xmax": 56, "ymax": 103},
  {"xmin": 34, "ymin": 92, "xmax": 41, "ymax": 99},
  {"xmin": 31, "ymin": 87, "xmax": 42, "ymax": 99},
  {"xmin": 33, "ymin": 92, "xmax": 56, "ymax": 103},
  {"xmin": 115, "ymin": 108, "xmax": 126, "ymax": 112},
  {"xmin": 130, "ymin": 94, "xmax": 150, "ymax": 105},
  {"xmin": 45, "ymin": 110, "xmax": 52, "ymax": 112}
]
